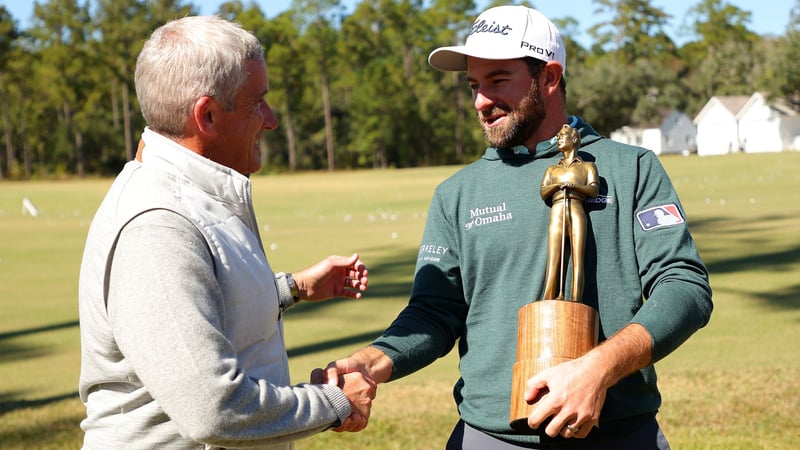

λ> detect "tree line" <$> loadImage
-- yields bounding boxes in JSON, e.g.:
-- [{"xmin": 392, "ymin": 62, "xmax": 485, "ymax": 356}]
[{"xmin": 0, "ymin": 0, "xmax": 798, "ymax": 179}]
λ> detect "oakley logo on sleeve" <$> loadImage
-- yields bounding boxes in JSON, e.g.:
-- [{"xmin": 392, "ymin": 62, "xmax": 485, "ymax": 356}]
[{"xmin": 419, "ymin": 244, "xmax": 450, "ymax": 263}]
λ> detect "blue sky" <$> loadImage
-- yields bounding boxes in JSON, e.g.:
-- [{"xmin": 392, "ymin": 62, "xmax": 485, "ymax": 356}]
[{"xmin": 3, "ymin": 0, "xmax": 795, "ymax": 47}]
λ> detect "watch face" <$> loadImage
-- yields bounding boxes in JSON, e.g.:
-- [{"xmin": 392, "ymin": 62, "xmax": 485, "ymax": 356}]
[{"xmin": 286, "ymin": 273, "xmax": 300, "ymax": 300}]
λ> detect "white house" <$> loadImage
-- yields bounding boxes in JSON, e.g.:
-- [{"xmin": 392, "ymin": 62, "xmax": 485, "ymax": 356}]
[
  {"xmin": 736, "ymin": 92, "xmax": 800, "ymax": 153},
  {"xmin": 693, "ymin": 96, "xmax": 750, "ymax": 156},
  {"xmin": 610, "ymin": 110, "xmax": 696, "ymax": 155}
]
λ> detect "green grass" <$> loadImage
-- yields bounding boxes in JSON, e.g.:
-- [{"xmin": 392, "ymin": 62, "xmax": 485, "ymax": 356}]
[{"xmin": 1, "ymin": 153, "xmax": 798, "ymax": 449}]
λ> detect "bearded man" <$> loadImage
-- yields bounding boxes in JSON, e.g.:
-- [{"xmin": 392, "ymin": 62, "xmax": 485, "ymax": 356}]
[{"xmin": 316, "ymin": 5, "xmax": 712, "ymax": 450}]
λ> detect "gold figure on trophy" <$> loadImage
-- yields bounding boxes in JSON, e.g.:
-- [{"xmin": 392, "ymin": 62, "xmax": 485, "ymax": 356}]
[{"xmin": 540, "ymin": 124, "xmax": 599, "ymax": 302}]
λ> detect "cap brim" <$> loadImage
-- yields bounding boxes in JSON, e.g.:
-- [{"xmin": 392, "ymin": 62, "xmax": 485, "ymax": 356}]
[
  {"xmin": 428, "ymin": 45, "xmax": 551, "ymax": 72},
  {"xmin": 428, "ymin": 46, "xmax": 470, "ymax": 72}
]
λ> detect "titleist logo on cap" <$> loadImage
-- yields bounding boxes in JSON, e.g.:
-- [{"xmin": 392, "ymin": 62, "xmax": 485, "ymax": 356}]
[{"xmin": 469, "ymin": 19, "xmax": 512, "ymax": 36}]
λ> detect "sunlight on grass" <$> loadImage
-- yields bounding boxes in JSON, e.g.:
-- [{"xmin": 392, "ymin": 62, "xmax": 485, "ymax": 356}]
[{"xmin": 1, "ymin": 153, "xmax": 798, "ymax": 448}]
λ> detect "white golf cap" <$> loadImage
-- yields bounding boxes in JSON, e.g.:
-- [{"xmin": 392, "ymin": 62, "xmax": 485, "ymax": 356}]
[{"xmin": 428, "ymin": 5, "xmax": 566, "ymax": 74}]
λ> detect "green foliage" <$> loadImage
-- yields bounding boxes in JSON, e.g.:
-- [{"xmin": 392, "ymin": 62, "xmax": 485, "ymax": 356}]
[
  {"xmin": 0, "ymin": 0, "xmax": 797, "ymax": 178},
  {"xmin": 588, "ymin": 0, "xmax": 676, "ymax": 64},
  {"xmin": 779, "ymin": 1, "xmax": 800, "ymax": 96},
  {"xmin": 685, "ymin": 0, "xmax": 758, "ymax": 48},
  {"xmin": 569, "ymin": 58, "xmax": 682, "ymax": 134},
  {"xmin": 676, "ymin": 0, "xmax": 764, "ymax": 103},
  {"xmin": 0, "ymin": 6, "xmax": 17, "ymax": 65}
]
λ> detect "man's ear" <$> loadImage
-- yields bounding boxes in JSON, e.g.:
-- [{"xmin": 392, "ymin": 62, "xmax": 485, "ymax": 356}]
[
  {"xmin": 190, "ymin": 96, "xmax": 219, "ymax": 137},
  {"xmin": 541, "ymin": 62, "xmax": 563, "ymax": 94}
]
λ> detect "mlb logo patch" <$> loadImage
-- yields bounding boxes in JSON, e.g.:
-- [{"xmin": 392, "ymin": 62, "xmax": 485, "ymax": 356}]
[{"xmin": 637, "ymin": 204, "xmax": 684, "ymax": 231}]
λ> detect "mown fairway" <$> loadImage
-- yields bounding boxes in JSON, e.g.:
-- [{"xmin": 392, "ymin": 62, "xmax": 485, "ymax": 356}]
[{"xmin": 1, "ymin": 152, "xmax": 798, "ymax": 449}]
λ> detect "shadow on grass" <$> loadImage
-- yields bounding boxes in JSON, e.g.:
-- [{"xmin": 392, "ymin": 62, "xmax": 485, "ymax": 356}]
[
  {"xmin": 0, "ymin": 394, "xmax": 84, "ymax": 448},
  {"xmin": 704, "ymin": 245, "xmax": 800, "ymax": 276},
  {"xmin": 0, "ymin": 340, "xmax": 50, "ymax": 363},
  {"xmin": 287, "ymin": 329, "xmax": 386, "ymax": 358},
  {"xmin": 689, "ymin": 213, "xmax": 792, "ymax": 235},
  {"xmin": 689, "ymin": 213, "xmax": 800, "ymax": 311},
  {"xmin": 0, "ymin": 391, "xmax": 79, "ymax": 416},
  {"xmin": 0, "ymin": 320, "xmax": 79, "ymax": 363},
  {"xmin": 0, "ymin": 320, "xmax": 79, "ymax": 341},
  {"xmin": 751, "ymin": 283, "xmax": 800, "ymax": 311}
]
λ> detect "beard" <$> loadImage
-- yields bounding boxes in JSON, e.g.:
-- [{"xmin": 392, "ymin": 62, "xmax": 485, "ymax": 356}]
[{"xmin": 479, "ymin": 79, "xmax": 546, "ymax": 148}]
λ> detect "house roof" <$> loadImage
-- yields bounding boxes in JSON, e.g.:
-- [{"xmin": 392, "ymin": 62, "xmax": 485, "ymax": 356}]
[
  {"xmin": 638, "ymin": 108, "xmax": 676, "ymax": 128},
  {"xmin": 694, "ymin": 95, "xmax": 750, "ymax": 124},
  {"xmin": 616, "ymin": 109, "xmax": 692, "ymax": 133},
  {"xmin": 736, "ymin": 92, "xmax": 769, "ymax": 120},
  {"xmin": 771, "ymin": 98, "xmax": 800, "ymax": 117},
  {"xmin": 732, "ymin": 92, "xmax": 799, "ymax": 119}
]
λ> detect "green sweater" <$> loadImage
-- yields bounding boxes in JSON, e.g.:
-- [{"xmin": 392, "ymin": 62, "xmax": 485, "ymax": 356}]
[{"xmin": 371, "ymin": 116, "xmax": 712, "ymax": 444}]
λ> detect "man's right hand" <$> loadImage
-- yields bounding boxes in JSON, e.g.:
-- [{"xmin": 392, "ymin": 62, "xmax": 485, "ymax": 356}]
[
  {"xmin": 332, "ymin": 371, "xmax": 377, "ymax": 432},
  {"xmin": 311, "ymin": 347, "xmax": 393, "ymax": 432}
]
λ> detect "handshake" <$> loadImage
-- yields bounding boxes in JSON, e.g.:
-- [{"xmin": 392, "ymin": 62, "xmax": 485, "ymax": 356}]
[{"xmin": 310, "ymin": 347, "xmax": 393, "ymax": 433}]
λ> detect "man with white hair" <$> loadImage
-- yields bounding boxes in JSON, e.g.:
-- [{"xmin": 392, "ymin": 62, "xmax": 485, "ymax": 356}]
[{"xmin": 79, "ymin": 16, "xmax": 373, "ymax": 449}]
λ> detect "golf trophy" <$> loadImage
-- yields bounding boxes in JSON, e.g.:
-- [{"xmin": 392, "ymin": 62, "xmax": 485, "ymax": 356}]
[{"xmin": 509, "ymin": 125, "xmax": 600, "ymax": 432}]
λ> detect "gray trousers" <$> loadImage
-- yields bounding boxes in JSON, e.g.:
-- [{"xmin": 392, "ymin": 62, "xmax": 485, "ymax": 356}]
[{"xmin": 445, "ymin": 417, "xmax": 670, "ymax": 450}]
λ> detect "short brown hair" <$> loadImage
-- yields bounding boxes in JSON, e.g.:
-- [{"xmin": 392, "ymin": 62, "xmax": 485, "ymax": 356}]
[{"xmin": 523, "ymin": 57, "xmax": 567, "ymax": 98}]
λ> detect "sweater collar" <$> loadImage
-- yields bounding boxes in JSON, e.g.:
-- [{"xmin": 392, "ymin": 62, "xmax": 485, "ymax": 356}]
[
  {"xmin": 481, "ymin": 116, "xmax": 604, "ymax": 161},
  {"xmin": 139, "ymin": 128, "xmax": 252, "ymax": 207}
]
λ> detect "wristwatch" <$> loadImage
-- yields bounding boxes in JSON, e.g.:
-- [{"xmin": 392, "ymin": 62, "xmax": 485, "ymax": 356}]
[
  {"xmin": 285, "ymin": 272, "xmax": 300, "ymax": 302},
  {"xmin": 276, "ymin": 272, "xmax": 300, "ymax": 313}
]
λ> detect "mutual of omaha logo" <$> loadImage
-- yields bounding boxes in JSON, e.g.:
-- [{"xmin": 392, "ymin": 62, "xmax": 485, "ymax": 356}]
[
  {"xmin": 636, "ymin": 204, "xmax": 684, "ymax": 231},
  {"xmin": 465, "ymin": 202, "xmax": 513, "ymax": 231}
]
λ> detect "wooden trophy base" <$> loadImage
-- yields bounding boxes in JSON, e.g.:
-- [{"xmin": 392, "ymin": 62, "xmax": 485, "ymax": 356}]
[{"xmin": 509, "ymin": 300, "xmax": 599, "ymax": 433}]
